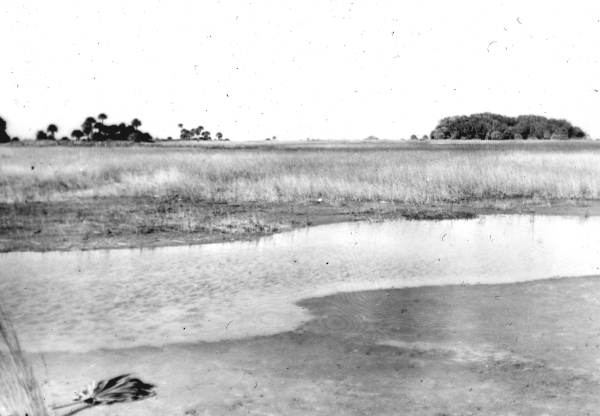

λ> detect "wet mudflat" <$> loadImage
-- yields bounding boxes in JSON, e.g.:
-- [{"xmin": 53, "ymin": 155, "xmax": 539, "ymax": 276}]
[
  {"xmin": 40, "ymin": 276, "xmax": 600, "ymax": 416},
  {"xmin": 4, "ymin": 215, "xmax": 600, "ymax": 353}
]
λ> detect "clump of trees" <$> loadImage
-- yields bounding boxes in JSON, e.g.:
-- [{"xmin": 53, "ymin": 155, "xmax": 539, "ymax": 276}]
[
  {"xmin": 34, "ymin": 124, "xmax": 59, "ymax": 141},
  {"xmin": 430, "ymin": 113, "xmax": 587, "ymax": 140},
  {"xmin": 30, "ymin": 114, "xmax": 154, "ymax": 142},
  {"xmin": 71, "ymin": 115, "xmax": 152, "ymax": 142},
  {"xmin": 177, "ymin": 123, "xmax": 227, "ymax": 141},
  {"xmin": 1, "ymin": 113, "xmax": 231, "ymax": 144}
]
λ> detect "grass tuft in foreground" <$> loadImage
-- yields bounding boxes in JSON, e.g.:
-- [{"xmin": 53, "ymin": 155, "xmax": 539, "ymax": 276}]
[{"xmin": 0, "ymin": 307, "xmax": 48, "ymax": 416}]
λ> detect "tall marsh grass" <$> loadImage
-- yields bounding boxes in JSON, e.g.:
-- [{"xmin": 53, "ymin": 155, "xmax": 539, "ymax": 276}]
[
  {"xmin": 0, "ymin": 307, "xmax": 48, "ymax": 416},
  {"xmin": 2, "ymin": 142, "xmax": 600, "ymax": 204}
]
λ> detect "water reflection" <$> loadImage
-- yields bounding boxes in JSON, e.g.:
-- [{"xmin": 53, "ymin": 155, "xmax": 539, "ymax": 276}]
[{"xmin": 1, "ymin": 215, "xmax": 599, "ymax": 352}]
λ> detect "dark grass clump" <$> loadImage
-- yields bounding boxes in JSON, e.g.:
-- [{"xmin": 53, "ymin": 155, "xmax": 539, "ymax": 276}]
[
  {"xmin": 53, "ymin": 374, "xmax": 156, "ymax": 415},
  {"xmin": 402, "ymin": 210, "xmax": 477, "ymax": 221}
]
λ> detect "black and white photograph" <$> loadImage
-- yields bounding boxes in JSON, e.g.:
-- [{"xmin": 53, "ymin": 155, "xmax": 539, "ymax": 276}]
[{"xmin": 2, "ymin": 1, "xmax": 600, "ymax": 415}]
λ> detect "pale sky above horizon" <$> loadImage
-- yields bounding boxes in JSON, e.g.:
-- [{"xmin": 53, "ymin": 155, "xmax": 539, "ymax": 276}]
[{"xmin": 1, "ymin": 0, "xmax": 600, "ymax": 140}]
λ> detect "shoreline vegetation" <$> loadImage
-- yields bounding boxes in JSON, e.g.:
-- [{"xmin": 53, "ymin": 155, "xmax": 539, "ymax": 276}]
[{"xmin": 2, "ymin": 140, "xmax": 600, "ymax": 252}]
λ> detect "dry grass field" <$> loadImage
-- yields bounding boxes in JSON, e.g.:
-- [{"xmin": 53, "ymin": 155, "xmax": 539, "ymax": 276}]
[
  {"xmin": 3, "ymin": 140, "xmax": 600, "ymax": 204},
  {"xmin": 1, "ymin": 140, "xmax": 600, "ymax": 251}
]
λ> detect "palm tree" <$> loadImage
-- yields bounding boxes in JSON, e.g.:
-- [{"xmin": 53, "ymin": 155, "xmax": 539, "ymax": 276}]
[
  {"xmin": 177, "ymin": 123, "xmax": 183, "ymax": 129},
  {"xmin": 193, "ymin": 126, "xmax": 203, "ymax": 140},
  {"xmin": 82, "ymin": 117, "xmax": 96, "ymax": 140},
  {"xmin": 131, "ymin": 118, "xmax": 142, "ymax": 130},
  {"xmin": 98, "ymin": 113, "xmax": 107, "ymax": 124},
  {"xmin": 46, "ymin": 124, "xmax": 58, "ymax": 139},
  {"xmin": 201, "ymin": 131, "xmax": 211, "ymax": 140},
  {"xmin": 216, "ymin": 132, "xmax": 223, "ymax": 140},
  {"xmin": 180, "ymin": 129, "xmax": 191, "ymax": 140},
  {"xmin": 71, "ymin": 129, "xmax": 84, "ymax": 141}
]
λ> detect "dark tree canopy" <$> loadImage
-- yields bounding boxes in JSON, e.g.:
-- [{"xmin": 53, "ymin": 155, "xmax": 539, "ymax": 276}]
[
  {"xmin": 431, "ymin": 113, "xmax": 587, "ymax": 140},
  {"xmin": 47, "ymin": 124, "xmax": 58, "ymax": 138},
  {"xmin": 71, "ymin": 129, "xmax": 84, "ymax": 140},
  {"xmin": 73, "ymin": 117, "xmax": 153, "ymax": 142},
  {"xmin": 36, "ymin": 130, "xmax": 49, "ymax": 140},
  {"xmin": 2, "ymin": 114, "xmax": 156, "ymax": 142},
  {"xmin": 0, "ymin": 116, "xmax": 10, "ymax": 143},
  {"xmin": 178, "ymin": 123, "xmax": 222, "ymax": 141}
]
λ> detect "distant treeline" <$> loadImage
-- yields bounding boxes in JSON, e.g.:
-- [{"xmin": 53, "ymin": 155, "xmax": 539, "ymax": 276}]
[
  {"xmin": 0, "ymin": 114, "xmax": 154, "ymax": 143},
  {"xmin": 33, "ymin": 114, "xmax": 154, "ymax": 142},
  {"xmin": 177, "ymin": 123, "xmax": 226, "ymax": 141},
  {"xmin": 430, "ymin": 113, "xmax": 587, "ymax": 140},
  {"xmin": 0, "ymin": 114, "xmax": 228, "ymax": 143}
]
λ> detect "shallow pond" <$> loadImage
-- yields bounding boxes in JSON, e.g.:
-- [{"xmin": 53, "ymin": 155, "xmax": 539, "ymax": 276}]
[{"xmin": 1, "ymin": 215, "xmax": 600, "ymax": 352}]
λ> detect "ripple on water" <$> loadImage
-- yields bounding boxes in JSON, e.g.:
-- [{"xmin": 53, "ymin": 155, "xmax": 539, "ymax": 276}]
[{"xmin": 1, "ymin": 215, "xmax": 600, "ymax": 352}]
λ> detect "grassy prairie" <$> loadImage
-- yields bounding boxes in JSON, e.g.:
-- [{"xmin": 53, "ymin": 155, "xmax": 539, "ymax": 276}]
[
  {"xmin": 1, "ymin": 140, "xmax": 600, "ymax": 251},
  {"xmin": 3, "ymin": 140, "xmax": 600, "ymax": 204}
]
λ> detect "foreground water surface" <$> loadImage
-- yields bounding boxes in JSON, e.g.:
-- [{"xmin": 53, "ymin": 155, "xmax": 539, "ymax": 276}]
[{"xmin": 1, "ymin": 215, "xmax": 600, "ymax": 352}]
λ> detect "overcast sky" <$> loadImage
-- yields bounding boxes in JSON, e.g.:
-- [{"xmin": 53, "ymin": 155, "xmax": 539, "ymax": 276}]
[{"xmin": 1, "ymin": 0, "xmax": 599, "ymax": 140}]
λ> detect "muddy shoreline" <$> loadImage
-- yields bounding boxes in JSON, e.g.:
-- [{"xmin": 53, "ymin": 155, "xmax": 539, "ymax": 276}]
[
  {"xmin": 37, "ymin": 276, "xmax": 600, "ymax": 415},
  {"xmin": 7, "ymin": 201, "xmax": 600, "ymax": 414},
  {"xmin": 2, "ymin": 197, "xmax": 600, "ymax": 253}
]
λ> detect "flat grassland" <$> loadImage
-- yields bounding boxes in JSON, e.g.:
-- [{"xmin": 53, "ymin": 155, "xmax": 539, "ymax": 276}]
[{"xmin": 2, "ymin": 140, "xmax": 600, "ymax": 251}]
